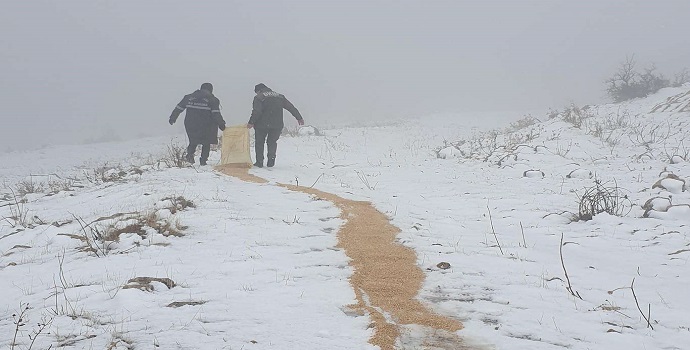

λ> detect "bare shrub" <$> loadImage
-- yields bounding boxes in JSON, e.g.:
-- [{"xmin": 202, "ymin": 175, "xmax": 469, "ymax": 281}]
[
  {"xmin": 584, "ymin": 110, "xmax": 628, "ymax": 154},
  {"xmin": 672, "ymin": 68, "xmax": 690, "ymax": 87},
  {"xmin": 103, "ymin": 221, "xmax": 147, "ymax": 242},
  {"xmin": 587, "ymin": 121, "xmax": 605, "ymax": 139},
  {"xmin": 106, "ymin": 333, "xmax": 135, "ymax": 350},
  {"xmin": 507, "ymin": 115, "xmax": 539, "ymax": 131},
  {"xmin": 162, "ymin": 196, "xmax": 196, "ymax": 214},
  {"xmin": 162, "ymin": 141, "xmax": 190, "ymax": 168},
  {"xmin": 47, "ymin": 178, "xmax": 76, "ymax": 194},
  {"xmin": 72, "ymin": 214, "xmax": 112, "ymax": 257},
  {"xmin": 662, "ymin": 141, "xmax": 690, "ymax": 164},
  {"xmin": 440, "ymin": 126, "xmax": 541, "ymax": 164},
  {"xmin": 639, "ymin": 65, "xmax": 670, "ymax": 94},
  {"xmin": 505, "ymin": 127, "xmax": 541, "ymax": 151},
  {"xmin": 15, "ymin": 178, "xmax": 45, "ymax": 196},
  {"xmin": 606, "ymin": 55, "xmax": 673, "ymax": 102},
  {"xmin": 606, "ymin": 55, "xmax": 640, "ymax": 103},
  {"xmin": 472, "ymin": 130, "xmax": 501, "ymax": 161},
  {"xmin": 10, "ymin": 303, "xmax": 53, "ymax": 350},
  {"xmin": 561, "ymin": 104, "xmax": 591, "ymax": 129},
  {"xmin": 433, "ymin": 140, "xmax": 464, "ymax": 159},
  {"xmin": 547, "ymin": 108, "xmax": 560, "ymax": 119},
  {"xmin": 604, "ymin": 109, "xmax": 630, "ymax": 129},
  {"xmin": 70, "ymin": 210, "xmax": 189, "ymax": 256},
  {"xmin": 83, "ymin": 165, "xmax": 127, "ymax": 185},
  {"xmin": 104, "ymin": 211, "xmax": 188, "ymax": 243},
  {"xmin": 554, "ymin": 141, "xmax": 572, "ymax": 157},
  {"xmin": 575, "ymin": 179, "xmax": 632, "ymax": 221},
  {"xmin": 2, "ymin": 189, "xmax": 31, "ymax": 228},
  {"xmin": 628, "ymin": 121, "xmax": 679, "ymax": 152}
]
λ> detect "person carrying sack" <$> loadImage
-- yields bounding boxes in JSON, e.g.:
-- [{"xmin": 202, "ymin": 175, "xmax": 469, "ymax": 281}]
[{"xmin": 246, "ymin": 83, "xmax": 304, "ymax": 168}]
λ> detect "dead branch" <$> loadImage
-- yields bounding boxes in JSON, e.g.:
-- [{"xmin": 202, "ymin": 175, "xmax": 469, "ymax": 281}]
[
  {"xmin": 631, "ymin": 278, "xmax": 654, "ymax": 330},
  {"xmin": 560, "ymin": 233, "xmax": 583, "ymax": 300},
  {"xmin": 487, "ymin": 204, "xmax": 504, "ymax": 255}
]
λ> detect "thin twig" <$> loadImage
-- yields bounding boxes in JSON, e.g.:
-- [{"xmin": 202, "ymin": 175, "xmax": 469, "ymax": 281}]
[
  {"xmin": 355, "ymin": 170, "xmax": 376, "ymax": 190},
  {"xmin": 520, "ymin": 221, "xmax": 527, "ymax": 248},
  {"xmin": 310, "ymin": 173, "xmax": 325, "ymax": 188},
  {"xmin": 631, "ymin": 278, "xmax": 654, "ymax": 329},
  {"xmin": 486, "ymin": 204, "xmax": 504, "ymax": 255},
  {"xmin": 71, "ymin": 213, "xmax": 105, "ymax": 257},
  {"xmin": 27, "ymin": 316, "xmax": 52, "ymax": 350},
  {"xmin": 11, "ymin": 303, "xmax": 29, "ymax": 350},
  {"xmin": 560, "ymin": 233, "xmax": 582, "ymax": 300}
]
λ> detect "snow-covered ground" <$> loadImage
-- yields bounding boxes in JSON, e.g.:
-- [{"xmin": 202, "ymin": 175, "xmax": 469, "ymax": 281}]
[{"xmin": 1, "ymin": 87, "xmax": 689, "ymax": 349}]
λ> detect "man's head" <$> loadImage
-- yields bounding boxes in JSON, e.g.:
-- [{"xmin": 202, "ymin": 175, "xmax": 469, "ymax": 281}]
[
  {"xmin": 200, "ymin": 83, "xmax": 213, "ymax": 93},
  {"xmin": 254, "ymin": 83, "xmax": 269, "ymax": 93}
]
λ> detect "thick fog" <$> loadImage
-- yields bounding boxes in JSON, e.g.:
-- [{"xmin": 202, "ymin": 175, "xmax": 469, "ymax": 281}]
[{"xmin": 1, "ymin": 1, "xmax": 689, "ymax": 150}]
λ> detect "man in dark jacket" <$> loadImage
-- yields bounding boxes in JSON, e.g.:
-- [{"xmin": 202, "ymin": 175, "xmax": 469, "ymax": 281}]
[
  {"xmin": 247, "ymin": 83, "xmax": 304, "ymax": 167},
  {"xmin": 169, "ymin": 83, "xmax": 226, "ymax": 166}
]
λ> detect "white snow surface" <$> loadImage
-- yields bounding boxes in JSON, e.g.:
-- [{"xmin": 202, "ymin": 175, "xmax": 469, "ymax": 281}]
[{"xmin": 1, "ymin": 88, "xmax": 689, "ymax": 349}]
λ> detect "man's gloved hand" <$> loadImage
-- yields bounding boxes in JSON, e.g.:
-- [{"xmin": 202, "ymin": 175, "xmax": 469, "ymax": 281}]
[
  {"xmin": 247, "ymin": 123, "xmax": 254, "ymax": 129},
  {"xmin": 298, "ymin": 119, "xmax": 305, "ymax": 126},
  {"xmin": 169, "ymin": 118, "xmax": 175, "ymax": 125},
  {"xmin": 219, "ymin": 124, "xmax": 226, "ymax": 131}
]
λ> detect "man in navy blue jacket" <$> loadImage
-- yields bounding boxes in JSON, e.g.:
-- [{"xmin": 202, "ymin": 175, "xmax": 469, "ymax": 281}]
[{"xmin": 169, "ymin": 83, "xmax": 226, "ymax": 166}]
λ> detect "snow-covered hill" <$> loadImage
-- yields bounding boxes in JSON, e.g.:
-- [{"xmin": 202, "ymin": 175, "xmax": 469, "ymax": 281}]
[{"xmin": 1, "ymin": 87, "xmax": 689, "ymax": 349}]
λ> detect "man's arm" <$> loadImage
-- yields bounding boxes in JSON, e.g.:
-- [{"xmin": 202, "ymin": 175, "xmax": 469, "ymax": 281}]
[
  {"xmin": 283, "ymin": 96, "xmax": 304, "ymax": 124},
  {"xmin": 210, "ymin": 97, "xmax": 226, "ymax": 130},
  {"xmin": 169, "ymin": 95, "xmax": 189, "ymax": 125},
  {"xmin": 247, "ymin": 95, "xmax": 263, "ymax": 127}
]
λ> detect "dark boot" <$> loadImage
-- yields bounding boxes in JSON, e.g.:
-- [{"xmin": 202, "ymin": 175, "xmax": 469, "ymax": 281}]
[
  {"xmin": 186, "ymin": 143, "xmax": 197, "ymax": 164},
  {"xmin": 266, "ymin": 129, "xmax": 280, "ymax": 168},
  {"xmin": 199, "ymin": 144, "xmax": 210, "ymax": 166},
  {"xmin": 254, "ymin": 128, "xmax": 268, "ymax": 168}
]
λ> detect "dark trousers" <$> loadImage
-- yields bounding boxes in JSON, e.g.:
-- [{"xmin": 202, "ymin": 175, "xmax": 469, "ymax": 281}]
[
  {"xmin": 187, "ymin": 143, "xmax": 210, "ymax": 162},
  {"xmin": 254, "ymin": 128, "xmax": 281, "ymax": 162}
]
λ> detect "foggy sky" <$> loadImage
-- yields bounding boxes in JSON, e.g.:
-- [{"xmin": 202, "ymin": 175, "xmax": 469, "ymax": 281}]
[{"xmin": 1, "ymin": 0, "xmax": 689, "ymax": 150}]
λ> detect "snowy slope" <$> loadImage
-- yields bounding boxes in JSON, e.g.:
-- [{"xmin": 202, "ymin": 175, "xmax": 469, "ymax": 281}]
[{"xmin": 1, "ymin": 87, "xmax": 689, "ymax": 349}]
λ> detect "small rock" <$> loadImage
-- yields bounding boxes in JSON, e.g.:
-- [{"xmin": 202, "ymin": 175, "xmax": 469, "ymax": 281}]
[
  {"xmin": 670, "ymin": 155, "xmax": 686, "ymax": 164},
  {"xmin": 652, "ymin": 174, "xmax": 686, "ymax": 194},
  {"xmin": 123, "ymin": 277, "xmax": 176, "ymax": 292},
  {"xmin": 523, "ymin": 170, "xmax": 545, "ymax": 178},
  {"xmin": 436, "ymin": 262, "xmax": 451, "ymax": 270}
]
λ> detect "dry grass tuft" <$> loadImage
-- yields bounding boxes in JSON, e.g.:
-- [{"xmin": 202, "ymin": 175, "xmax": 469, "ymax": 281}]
[
  {"xmin": 576, "ymin": 179, "xmax": 631, "ymax": 221},
  {"xmin": 162, "ymin": 196, "xmax": 196, "ymax": 214},
  {"xmin": 166, "ymin": 301, "xmax": 207, "ymax": 308}
]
